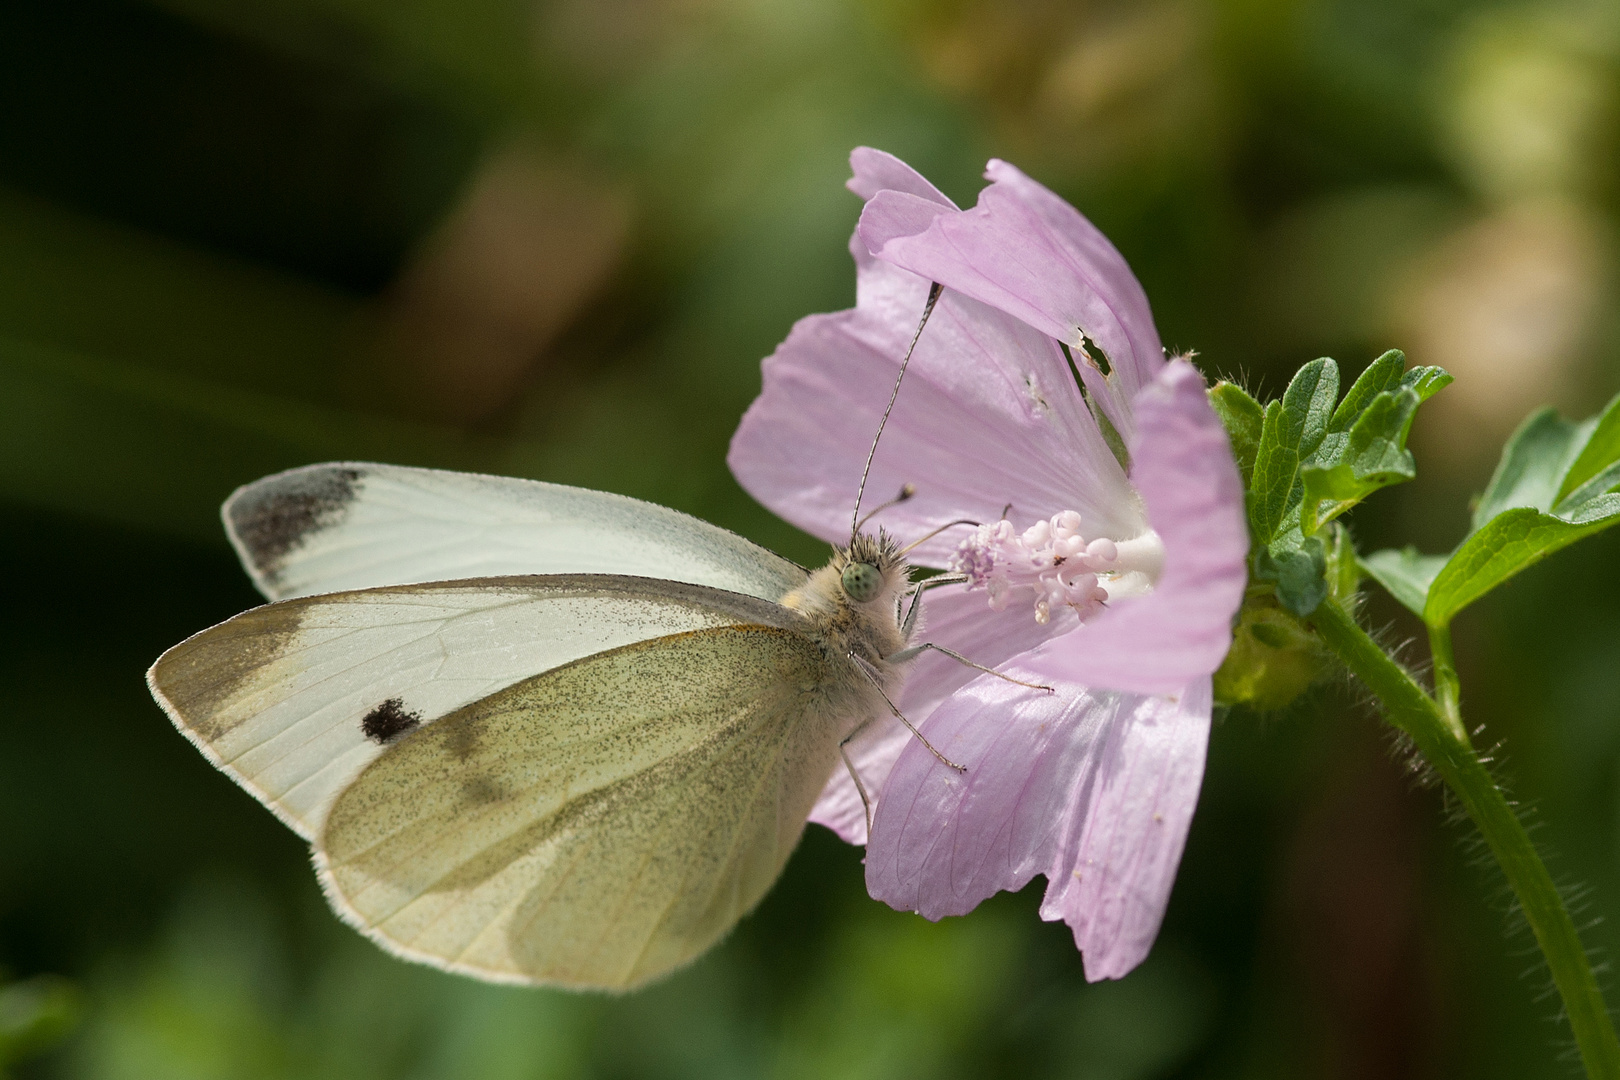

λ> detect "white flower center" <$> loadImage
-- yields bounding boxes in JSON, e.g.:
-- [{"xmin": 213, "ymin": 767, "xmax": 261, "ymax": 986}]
[{"xmin": 948, "ymin": 511, "xmax": 1164, "ymax": 625}]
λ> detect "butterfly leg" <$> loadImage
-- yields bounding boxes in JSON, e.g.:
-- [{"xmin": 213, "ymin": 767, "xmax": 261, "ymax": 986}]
[
  {"xmin": 899, "ymin": 573, "xmax": 968, "ymax": 640},
  {"xmin": 838, "ymin": 717, "xmax": 877, "ymax": 838},
  {"xmin": 848, "ymin": 652, "xmax": 966, "ymax": 773},
  {"xmin": 884, "ymin": 642, "xmax": 1055, "ymax": 694}
]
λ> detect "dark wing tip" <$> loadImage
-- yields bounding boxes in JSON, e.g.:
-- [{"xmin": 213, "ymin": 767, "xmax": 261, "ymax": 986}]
[{"xmin": 225, "ymin": 465, "xmax": 364, "ymax": 590}]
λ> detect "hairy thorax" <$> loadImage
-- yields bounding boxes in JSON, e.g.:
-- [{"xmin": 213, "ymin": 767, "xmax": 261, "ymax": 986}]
[{"xmin": 777, "ymin": 533, "xmax": 913, "ymax": 737}]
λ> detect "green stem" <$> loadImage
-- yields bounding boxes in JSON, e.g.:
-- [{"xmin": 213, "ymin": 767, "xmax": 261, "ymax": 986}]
[
  {"xmin": 1427, "ymin": 622, "xmax": 1465, "ymax": 741},
  {"xmin": 1311, "ymin": 599, "xmax": 1620, "ymax": 1079}
]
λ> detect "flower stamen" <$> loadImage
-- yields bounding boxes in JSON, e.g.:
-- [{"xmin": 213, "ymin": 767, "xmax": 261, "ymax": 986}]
[{"xmin": 948, "ymin": 512, "xmax": 1163, "ymax": 624}]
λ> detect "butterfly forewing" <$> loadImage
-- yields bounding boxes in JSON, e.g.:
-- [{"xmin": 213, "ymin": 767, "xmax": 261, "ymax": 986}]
[
  {"xmin": 147, "ymin": 576, "xmax": 809, "ymax": 842},
  {"xmin": 225, "ymin": 463, "xmax": 808, "ymax": 602},
  {"xmin": 317, "ymin": 625, "xmax": 843, "ymax": 990}
]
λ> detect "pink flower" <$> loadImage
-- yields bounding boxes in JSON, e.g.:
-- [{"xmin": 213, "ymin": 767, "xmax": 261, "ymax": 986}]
[{"xmin": 728, "ymin": 149, "xmax": 1248, "ymax": 980}]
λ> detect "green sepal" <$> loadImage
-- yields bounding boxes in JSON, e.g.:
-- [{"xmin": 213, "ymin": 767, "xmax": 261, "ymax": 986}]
[
  {"xmin": 1209, "ymin": 381, "xmax": 1264, "ymax": 481},
  {"xmin": 1254, "ymin": 531, "xmax": 1328, "ymax": 616},
  {"xmin": 1213, "ymin": 596, "xmax": 1329, "ymax": 711},
  {"xmin": 1324, "ymin": 520, "xmax": 1362, "ymax": 600},
  {"xmin": 1360, "ymin": 547, "xmax": 1447, "ymax": 617}
]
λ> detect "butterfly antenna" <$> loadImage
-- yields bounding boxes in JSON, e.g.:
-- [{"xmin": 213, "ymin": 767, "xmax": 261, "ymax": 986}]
[
  {"xmin": 854, "ymin": 483, "xmax": 916, "ymax": 533},
  {"xmin": 898, "ymin": 518, "xmax": 980, "ymax": 556},
  {"xmin": 851, "ymin": 281, "xmax": 944, "ymax": 541}
]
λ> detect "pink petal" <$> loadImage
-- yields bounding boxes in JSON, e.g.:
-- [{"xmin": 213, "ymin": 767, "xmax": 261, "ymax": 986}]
[
  {"xmin": 847, "ymin": 147, "xmax": 956, "ymax": 206},
  {"xmin": 1022, "ymin": 359, "xmax": 1248, "ymax": 695},
  {"xmin": 858, "ymin": 160, "xmax": 1164, "ymax": 442},
  {"xmin": 1041, "ymin": 679, "xmax": 1212, "ymax": 980},
  {"xmin": 810, "ymin": 586, "xmax": 1073, "ymax": 843},
  {"xmin": 864, "ymin": 672, "xmax": 1211, "ymax": 982},
  {"xmin": 729, "ymin": 264, "xmax": 1138, "ymax": 566}
]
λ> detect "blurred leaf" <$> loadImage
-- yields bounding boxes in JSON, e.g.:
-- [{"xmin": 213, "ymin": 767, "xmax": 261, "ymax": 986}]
[
  {"xmin": 1557, "ymin": 390, "xmax": 1620, "ymax": 504},
  {"xmin": 0, "ymin": 334, "xmax": 490, "ymax": 540},
  {"xmin": 1209, "ymin": 382, "xmax": 1264, "ymax": 480},
  {"xmin": 1472, "ymin": 407, "xmax": 1587, "ymax": 529},
  {"xmin": 0, "ymin": 184, "xmax": 359, "ymax": 403},
  {"xmin": 1360, "ymin": 547, "xmax": 1448, "ymax": 617},
  {"xmin": 1051, "ymin": 947, "xmax": 1216, "ymax": 1080},
  {"xmin": 0, "ymin": 975, "xmax": 81, "ymax": 1069},
  {"xmin": 769, "ymin": 904, "xmax": 1020, "ymax": 1080}
]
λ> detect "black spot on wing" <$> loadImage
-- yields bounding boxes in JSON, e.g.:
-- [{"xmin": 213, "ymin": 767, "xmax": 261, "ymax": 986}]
[
  {"xmin": 361, "ymin": 698, "xmax": 422, "ymax": 744},
  {"xmin": 229, "ymin": 467, "xmax": 361, "ymax": 586}
]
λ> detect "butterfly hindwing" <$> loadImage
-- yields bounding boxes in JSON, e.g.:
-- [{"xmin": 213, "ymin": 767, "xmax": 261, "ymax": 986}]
[
  {"xmin": 147, "ymin": 575, "xmax": 809, "ymax": 842},
  {"xmin": 224, "ymin": 463, "xmax": 808, "ymax": 602},
  {"xmin": 317, "ymin": 624, "xmax": 845, "ymax": 990}
]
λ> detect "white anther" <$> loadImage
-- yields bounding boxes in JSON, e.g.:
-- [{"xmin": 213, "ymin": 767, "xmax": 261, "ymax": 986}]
[{"xmin": 948, "ymin": 511, "xmax": 1158, "ymax": 625}]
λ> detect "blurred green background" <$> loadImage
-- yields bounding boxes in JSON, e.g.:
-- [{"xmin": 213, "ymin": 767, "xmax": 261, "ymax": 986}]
[{"xmin": 2, "ymin": 0, "xmax": 1619, "ymax": 1076}]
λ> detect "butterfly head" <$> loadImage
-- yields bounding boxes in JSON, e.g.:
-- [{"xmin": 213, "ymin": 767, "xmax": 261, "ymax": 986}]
[{"xmin": 836, "ymin": 531, "xmax": 910, "ymax": 607}]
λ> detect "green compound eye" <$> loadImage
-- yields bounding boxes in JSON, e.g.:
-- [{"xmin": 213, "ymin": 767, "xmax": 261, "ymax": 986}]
[{"xmin": 841, "ymin": 561, "xmax": 882, "ymax": 603}]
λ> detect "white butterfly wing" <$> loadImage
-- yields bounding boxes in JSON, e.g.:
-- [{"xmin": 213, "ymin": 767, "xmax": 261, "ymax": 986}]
[
  {"xmin": 317, "ymin": 624, "xmax": 849, "ymax": 990},
  {"xmin": 225, "ymin": 463, "xmax": 808, "ymax": 602},
  {"xmin": 147, "ymin": 575, "xmax": 809, "ymax": 843}
]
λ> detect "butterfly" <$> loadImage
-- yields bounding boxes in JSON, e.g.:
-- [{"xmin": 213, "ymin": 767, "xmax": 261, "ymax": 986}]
[
  {"xmin": 146, "ymin": 280, "xmax": 1030, "ymax": 989},
  {"xmin": 146, "ymin": 445, "xmax": 1002, "ymax": 991}
]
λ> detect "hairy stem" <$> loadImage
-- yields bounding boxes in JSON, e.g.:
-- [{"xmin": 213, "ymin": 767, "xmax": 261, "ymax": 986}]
[{"xmin": 1311, "ymin": 599, "xmax": 1620, "ymax": 1079}]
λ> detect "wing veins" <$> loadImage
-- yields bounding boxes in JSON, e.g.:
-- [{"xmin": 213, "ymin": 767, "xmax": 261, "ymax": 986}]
[
  {"xmin": 618, "ymin": 707, "xmax": 794, "ymax": 981},
  {"xmin": 575, "ymin": 693, "xmax": 788, "ymax": 971}
]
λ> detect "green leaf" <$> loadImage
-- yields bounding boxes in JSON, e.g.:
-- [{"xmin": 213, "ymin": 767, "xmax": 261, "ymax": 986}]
[
  {"xmin": 1282, "ymin": 357, "xmax": 1339, "ymax": 461},
  {"xmin": 1327, "ymin": 349, "xmax": 1404, "ymax": 433},
  {"xmin": 1396, "ymin": 394, "xmax": 1620, "ymax": 626},
  {"xmin": 1556, "ymin": 389, "xmax": 1620, "ymax": 504},
  {"xmin": 1361, "ymin": 547, "xmax": 1447, "ymax": 616},
  {"xmin": 1425, "ymin": 501, "xmax": 1620, "ymax": 625},
  {"xmin": 1248, "ymin": 399, "xmax": 1298, "ymax": 546},
  {"xmin": 1247, "ymin": 359, "xmax": 1340, "ymax": 545},
  {"xmin": 1209, "ymin": 381, "xmax": 1264, "ymax": 480},
  {"xmin": 1399, "ymin": 365, "xmax": 1453, "ymax": 402},
  {"xmin": 1297, "ymin": 386, "xmax": 1422, "ymax": 534}
]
